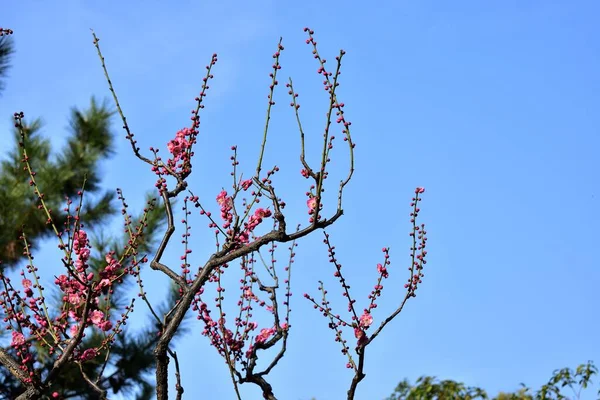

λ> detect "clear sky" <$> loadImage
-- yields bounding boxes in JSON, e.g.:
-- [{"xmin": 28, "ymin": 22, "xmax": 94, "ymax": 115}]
[{"xmin": 2, "ymin": 1, "xmax": 599, "ymax": 399}]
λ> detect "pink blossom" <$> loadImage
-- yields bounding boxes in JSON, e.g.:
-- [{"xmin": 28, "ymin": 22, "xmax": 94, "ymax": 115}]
[
  {"xmin": 11, "ymin": 331, "xmax": 25, "ymax": 346},
  {"xmin": 415, "ymin": 187, "xmax": 425, "ymax": 194},
  {"xmin": 67, "ymin": 293, "xmax": 82, "ymax": 306},
  {"xmin": 77, "ymin": 229, "xmax": 88, "ymax": 242},
  {"xmin": 307, "ymin": 197, "xmax": 317, "ymax": 213},
  {"xmin": 216, "ymin": 190, "xmax": 229, "ymax": 206},
  {"xmin": 377, "ymin": 263, "xmax": 389, "ymax": 278},
  {"xmin": 98, "ymin": 278, "xmax": 111, "ymax": 289},
  {"xmin": 98, "ymin": 320, "xmax": 113, "ymax": 332},
  {"xmin": 22, "ymin": 278, "xmax": 34, "ymax": 297},
  {"xmin": 80, "ymin": 348, "xmax": 98, "ymax": 361},
  {"xmin": 70, "ymin": 324, "xmax": 79, "ymax": 337},
  {"xmin": 55, "ymin": 275, "xmax": 68, "ymax": 286},
  {"xmin": 167, "ymin": 127, "xmax": 192, "ymax": 160},
  {"xmin": 255, "ymin": 327, "xmax": 276, "ymax": 343},
  {"xmin": 241, "ymin": 179, "xmax": 253, "ymax": 190},
  {"xmin": 359, "ymin": 311, "xmax": 373, "ymax": 328},
  {"xmin": 90, "ymin": 310, "xmax": 104, "ymax": 325}
]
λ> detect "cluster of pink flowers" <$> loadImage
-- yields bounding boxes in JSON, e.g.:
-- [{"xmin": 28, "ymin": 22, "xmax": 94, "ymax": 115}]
[
  {"xmin": 239, "ymin": 208, "xmax": 272, "ymax": 243},
  {"xmin": 377, "ymin": 263, "xmax": 388, "ymax": 279},
  {"xmin": 194, "ymin": 296, "xmax": 254, "ymax": 361},
  {"xmin": 305, "ymin": 188, "xmax": 427, "ymax": 374},
  {"xmin": 216, "ymin": 190, "xmax": 234, "ymax": 229},
  {"xmin": 4, "ymin": 229, "xmax": 125, "ymax": 361},
  {"xmin": 89, "ymin": 309, "xmax": 112, "ymax": 332},
  {"xmin": 213, "ymin": 190, "xmax": 274, "ymax": 246},
  {"xmin": 166, "ymin": 127, "xmax": 193, "ymax": 170},
  {"xmin": 73, "ymin": 229, "xmax": 91, "ymax": 271},
  {"xmin": 150, "ymin": 127, "xmax": 196, "ymax": 192},
  {"xmin": 241, "ymin": 179, "xmax": 253, "ymax": 191},
  {"xmin": 359, "ymin": 311, "xmax": 373, "ymax": 328},
  {"xmin": 11, "ymin": 331, "xmax": 25, "ymax": 346},
  {"xmin": 353, "ymin": 311, "xmax": 373, "ymax": 344},
  {"xmin": 255, "ymin": 327, "xmax": 276, "ymax": 343}
]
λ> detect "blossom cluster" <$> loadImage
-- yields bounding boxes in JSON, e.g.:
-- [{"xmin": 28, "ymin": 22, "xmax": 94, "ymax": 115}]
[{"xmin": 304, "ymin": 188, "xmax": 428, "ymax": 373}]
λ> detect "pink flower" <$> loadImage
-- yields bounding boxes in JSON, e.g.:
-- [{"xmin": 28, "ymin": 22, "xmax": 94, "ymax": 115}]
[
  {"xmin": 241, "ymin": 179, "xmax": 253, "ymax": 190},
  {"xmin": 359, "ymin": 311, "xmax": 373, "ymax": 328},
  {"xmin": 216, "ymin": 190, "xmax": 229, "ymax": 206},
  {"xmin": 80, "ymin": 348, "xmax": 98, "ymax": 361},
  {"xmin": 22, "ymin": 279, "xmax": 34, "ymax": 297},
  {"xmin": 98, "ymin": 320, "xmax": 113, "ymax": 332},
  {"xmin": 307, "ymin": 197, "xmax": 317, "ymax": 213},
  {"xmin": 415, "ymin": 187, "xmax": 425, "ymax": 194},
  {"xmin": 167, "ymin": 128, "xmax": 192, "ymax": 159},
  {"xmin": 70, "ymin": 324, "xmax": 79, "ymax": 337},
  {"xmin": 67, "ymin": 293, "xmax": 82, "ymax": 306},
  {"xmin": 98, "ymin": 278, "xmax": 112, "ymax": 289},
  {"xmin": 255, "ymin": 327, "xmax": 276, "ymax": 343},
  {"xmin": 377, "ymin": 263, "xmax": 389, "ymax": 279},
  {"xmin": 90, "ymin": 310, "xmax": 104, "ymax": 325},
  {"xmin": 11, "ymin": 331, "xmax": 25, "ymax": 346},
  {"xmin": 77, "ymin": 230, "xmax": 88, "ymax": 242}
]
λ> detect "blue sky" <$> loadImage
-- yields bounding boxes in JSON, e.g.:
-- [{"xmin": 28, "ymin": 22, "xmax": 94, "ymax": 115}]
[{"xmin": 2, "ymin": 1, "xmax": 600, "ymax": 399}]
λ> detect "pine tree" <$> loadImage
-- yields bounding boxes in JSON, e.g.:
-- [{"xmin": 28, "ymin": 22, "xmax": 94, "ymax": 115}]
[
  {"xmin": 0, "ymin": 98, "xmax": 116, "ymax": 268},
  {"xmin": 0, "ymin": 97, "xmax": 184, "ymax": 399},
  {"xmin": 0, "ymin": 30, "xmax": 14, "ymax": 95}
]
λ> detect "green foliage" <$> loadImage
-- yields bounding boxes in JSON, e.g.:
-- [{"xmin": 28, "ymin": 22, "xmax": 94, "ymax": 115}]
[
  {"xmin": 0, "ymin": 191, "xmax": 171, "ymax": 399},
  {"xmin": 387, "ymin": 376, "xmax": 488, "ymax": 400},
  {"xmin": 386, "ymin": 361, "xmax": 598, "ymax": 400},
  {"xmin": 0, "ymin": 95, "xmax": 189, "ymax": 398},
  {"xmin": 0, "ymin": 97, "xmax": 117, "ymax": 268},
  {"xmin": 0, "ymin": 33, "xmax": 14, "ymax": 95}
]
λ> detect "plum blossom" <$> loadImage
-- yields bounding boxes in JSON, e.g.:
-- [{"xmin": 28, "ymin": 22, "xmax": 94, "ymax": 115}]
[
  {"xmin": 90, "ymin": 310, "xmax": 104, "ymax": 325},
  {"xmin": 255, "ymin": 327, "xmax": 276, "ymax": 343},
  {"xmin": 22, "ymin": 279, "xmax": 33, "ymax": 297},
  {"xmin": 377, "ymin": 263, "xmax": 389, "ymax": 279},
  {"xmin": 11, "ymin": 331, "xmax": 25, "ymax": 346},
  {"xmin": 307, "ymin": 197, "xmax": 317, "ymax": 214},
  {"xmin": 359, "ymin": 311, "xmax": 373, "ymax": 328},
  {"xmin": 98, "ymin": 320, "xmax": 113, "ymax": 332},
  {"xmin": 167, "ymin": 127, "xmax": 192, "ymax": 161},
  {"xmin": 70, "ymin": 324, "xmax": 79, "ymax": 337},
  {"xmin": 79, "ymin": 348, "xmax": 98, "ymax": 361},
  {"xmin": 241, "ymin": 179, "xmax": 253, "ymax": 191}
]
